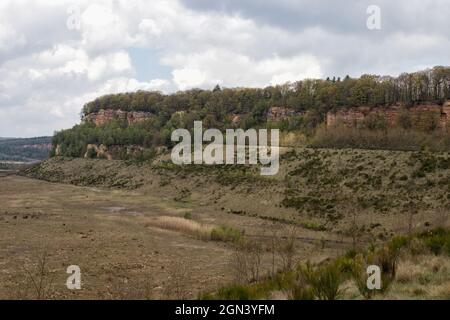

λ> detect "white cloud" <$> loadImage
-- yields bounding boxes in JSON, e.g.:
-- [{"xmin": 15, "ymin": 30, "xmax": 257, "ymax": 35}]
[
  {"xmin": 168, "ymin": 50, "xmax": 322, "ymax": 89},
  {"xmin": 0, "ymin": 0, "xmax": 449, "ymax": 136},
  {"xmin": 0, "ymin": 23, "xmax": 26, "ymax": 52}
]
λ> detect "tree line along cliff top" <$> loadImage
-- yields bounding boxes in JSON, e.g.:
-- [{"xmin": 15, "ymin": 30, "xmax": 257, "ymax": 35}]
[
  {"xmin": 82, "ymin": 66, "xmax": 450, "ymax": 123},
  {"xmin": 51, "ymin": 67, "xmax": 450, "ymax": 159}
]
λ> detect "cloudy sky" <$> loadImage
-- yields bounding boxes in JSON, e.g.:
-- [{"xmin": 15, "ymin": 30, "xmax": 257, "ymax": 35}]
[{"xmin": 0, "ymin": 0, "xmax": 449, "ymax": 137}]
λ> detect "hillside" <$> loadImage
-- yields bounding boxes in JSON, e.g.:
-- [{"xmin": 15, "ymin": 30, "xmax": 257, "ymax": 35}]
[
  {"xmin": 51, "ymin": 66, "xmax": 450, "ymax": 160},
  {"xmin": 25, "ymin": 147, "xmax": 450, "ymax": 238},
  {"xmin": 12, "ymin": 67, "xmax": 450, "ymax": 300}
]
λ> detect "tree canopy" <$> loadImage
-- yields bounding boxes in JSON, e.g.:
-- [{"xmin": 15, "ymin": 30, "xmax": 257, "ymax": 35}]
[{"xmin": 82, "ymin": 66, "xmax": 450, "ymax": 119}]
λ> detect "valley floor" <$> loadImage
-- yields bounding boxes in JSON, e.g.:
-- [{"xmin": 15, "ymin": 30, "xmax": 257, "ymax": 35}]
[
  {"xmin": 1, "ymin": 146, "xmax": 449, "ymax": 299},
  {"xmin": 0, "ymin": 175, "xmax": 339, "ymax": 299}
]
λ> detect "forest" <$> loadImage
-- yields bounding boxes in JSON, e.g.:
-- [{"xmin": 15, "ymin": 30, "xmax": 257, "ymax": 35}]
[
  {"xmin": 54, "ymin": 66, "xmax": 450, "ymax": 159},
  {"xmin": 83, "ymin": 66, "xmax": 450, "ymax": 118},
  {"xmin": 0, "ymin": 137, "xmax": 52, "ymax": 162}
]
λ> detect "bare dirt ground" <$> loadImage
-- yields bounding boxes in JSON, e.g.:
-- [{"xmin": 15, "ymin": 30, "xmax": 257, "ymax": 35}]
[{"xmin": 0, "ymin": 175, "xmax": 340, "ymax": 299}]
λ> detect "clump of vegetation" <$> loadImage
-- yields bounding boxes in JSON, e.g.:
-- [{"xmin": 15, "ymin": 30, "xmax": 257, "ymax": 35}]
[
  {"xmin": 310, "ymin": 125, "xmax": 450, "ymax": 152},
  {"xmin": 52, "ymin": 120, "xmax": 160, "ymax": 159},
  {"xmin": 148, "ymin": 216, "xmax": 213, "ymax": 240},
  {"xmin": 418, "ymin": 228, "xmax": 450, "ymax": 256},
  {"xmin": 281, "ymin": 196, "xmax": 336, "ymax": 215},
  {"xmin": 300, "ymin": 220, "xmax": 327, "ymax": 231},
  {"xmin": 211, "ymin": 225, "xmax": 243, "ymax": 243},
  {"xmin": 204, "ymin": 228, "xmax": 449, "ymax": 300},
  {"xmin": 297, "ymin": 261, "xmax": 344, "ymax": 300}
]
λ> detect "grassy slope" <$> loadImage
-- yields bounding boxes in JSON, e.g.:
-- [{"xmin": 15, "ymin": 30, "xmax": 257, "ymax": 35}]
[{"xmin": 24, "ymin": 147, "xmax": 450, "ymax": 238}]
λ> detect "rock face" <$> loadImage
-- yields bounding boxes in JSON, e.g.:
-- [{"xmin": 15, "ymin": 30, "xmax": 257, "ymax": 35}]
[
  {"xmin": 229, "ymin": 113, "xmax": 243, "ymax": 125},
  {"xmin": 84, "ymin": 144, "xmax": 113, "ymax": 160},
  {"xmin": 267, "ymin": 107, "xmax": 302, "ymax": 122},
  {"xmin": 84, "ymin": 144, "xmax": 148, "ymax": 160},
  {"xmin": 83, "ymin": 109, "xmax": 153, "ymax": 126},
  {"xmin": 326, "ymin": 102, "xmax": 450, "ymax": 131}
]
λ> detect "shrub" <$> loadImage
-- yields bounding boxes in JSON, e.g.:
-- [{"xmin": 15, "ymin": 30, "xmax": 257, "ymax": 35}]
[
  {"xmin": 370, "ymin": 246, "xmax": 398, "ymax": 294},
  {"xmin": 361, "ymin": 113, "xmax": 387, "ymax": 130},
  {"xmin": 300, "ymin": 220, "xmax": 327, "ymax": 231},
  {"xmin": 397, "ymin": 109, "xmax": 412, "ymax": 129},
  {"xmin": 298, "ymin": 262, "xmax": 344, "ymax": 300},
  {"xmin": 310, "ymin": 125, "xmax": 450, "ymax": 152},
  {"xmin": 351, "ymin": 255, "xmax": 376, "ymax": 299},
  {"xmin": 419, "ymin": 228, "xmax": 450, "ymax": 256},
  {"xmin": 86, "ymin": 147, "xmax": 97, "ymax": 159},
  {"xmin": 216, "ymin": 285, "xmax": 253, "ymax": 300},
  {"xmin": 211, "ymin": 225, "xmax": 243, "ymax": 243},
  {"xmin": 288, "ymin": 276, "xmax": 315, "ymax": 300},
  {"xmin": 388, "ymin": 235, "xmax": 410, "ymax": 252},
  {"xmin": 350, "ymin": 244, "xmax": 398, "ymax": 298}
]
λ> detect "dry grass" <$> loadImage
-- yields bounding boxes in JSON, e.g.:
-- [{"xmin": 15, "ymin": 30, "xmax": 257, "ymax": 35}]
[
  {"xmin": 147, "ymin": 216, "xmax": 213, "ymax": 240},
  {"xmin": 375, "ymin": 254, "xmax": 450, "ymax": 299}
]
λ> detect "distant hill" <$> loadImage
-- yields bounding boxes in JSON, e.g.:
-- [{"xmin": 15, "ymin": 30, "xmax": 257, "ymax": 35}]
[{"xmin": 0, "ymin": 137, "xmax": 52, "ymax": 162}]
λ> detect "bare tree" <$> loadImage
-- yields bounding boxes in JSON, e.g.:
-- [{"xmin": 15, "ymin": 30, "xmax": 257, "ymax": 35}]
[
  {"xmin": 231, "ymin": 239, "xmax": 263, "ymax": 283},
  {"xmin": 269, "ymin": 227, "xmax": 278, "ymax": 276},
  {"xmin": 277, "ymin": 227, "xmax": 297, "ymax": 272},
  {"xmin": 19, "ymin": 250, "xmax": 56, "ymax": 300},
  {"xmin": 347, "ymin": 207, "xmax": 361, "ymax": 251}
]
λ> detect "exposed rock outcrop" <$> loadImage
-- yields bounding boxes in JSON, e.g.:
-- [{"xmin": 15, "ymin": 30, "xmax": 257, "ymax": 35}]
[
  {"xmin": 83, "ymin": 109, "xmax": 153, "ymax": 126},
  {"xmin": 84, "ymin": 144, "xmax": 150, "ymax": 160},
  {"xmin": 326, "ymin": 102, "xmax": 450, "ymax": 131},
  {"xmin": 229, "ymin": 114, "xmax": 243, "ymax": 125},
  {"xmin": 266, "ymin": 107, "xmax": 302, "ymax": 122},
  {"xmin": 84, "ymin": 144, "xmax": 113, "ymax": 160}
]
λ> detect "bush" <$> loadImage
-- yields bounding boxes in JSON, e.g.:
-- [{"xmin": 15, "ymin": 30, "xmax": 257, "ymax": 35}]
[
  {"xmin": 183, "ymin": 212, "xmax": 193, "ymax": 220},
  {"xmin": 351, "ymin": 255, "xmax": 376, "ymax": 299},
  {"xmin": 388, "ymin": 235, "xmax": 409, "ymax": 253},
  {"xmin": 211, "ymin": 225, "xmax": 243, "ymax": 243},
  {"xmin": 349, "ymin": 244, "xmax": 398, "ymax": 299},
  {"xmin": 298, "ymin": 261, "xmax": 344, "ymax": 300},
  {"xmin": 374, "ymin": 246, "xmax": 398, "ymax": 286},
  {"xmin": 86, "ymin": 147, "xmax": 97, "ymax": 159},
  {"xmin": 419, "ymin": 228, "xmax": 450, "ymax": 256},
  {"xmin": 361, "ymin": 113, "xmax": 387, "ymax": 130},
  {"xmin": 216, "ymin": 285, "xmax": 253, "ymax": 300},
  {"xmin": 310, "ymin": 124, "xmax": 450, "ymax": 151},
  {"xmin": 288, "ymin": 276, "xmax": 315, "ymax": 300}
]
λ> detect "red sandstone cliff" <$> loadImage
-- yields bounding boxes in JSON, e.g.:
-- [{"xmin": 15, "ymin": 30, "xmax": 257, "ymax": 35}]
[
  {"xmin": 326, "ymin": 101, "xmax": 450, "ymax": 131},
  {"xmin": 82, "ymin": 109, "xmax": 153, "ymax": 126}
]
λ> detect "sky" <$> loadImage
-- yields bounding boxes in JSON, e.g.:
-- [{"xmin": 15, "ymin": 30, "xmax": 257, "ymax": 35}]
[{"xmin": 0, "ymin": 0, "xmax": 449, "ymax": 137}]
